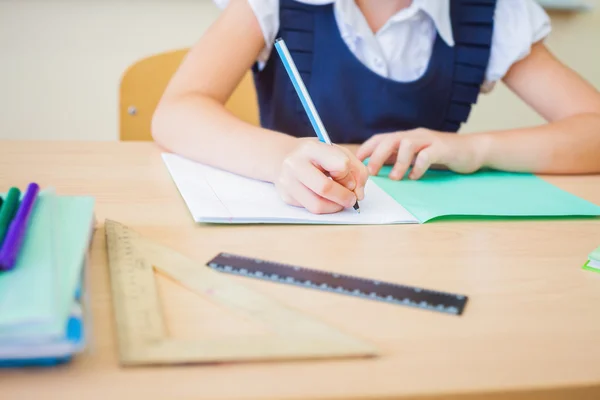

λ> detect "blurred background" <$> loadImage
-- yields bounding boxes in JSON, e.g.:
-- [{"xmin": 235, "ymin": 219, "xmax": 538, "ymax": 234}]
[{"xmin": 0, "ymin": 0, "xmax": 598, "ymax": 141}]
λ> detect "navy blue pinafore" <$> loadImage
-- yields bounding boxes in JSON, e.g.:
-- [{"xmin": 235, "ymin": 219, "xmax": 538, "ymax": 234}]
[{"xmin": 252, "ymin": 0, "xmax": 497, "ymax": 144}]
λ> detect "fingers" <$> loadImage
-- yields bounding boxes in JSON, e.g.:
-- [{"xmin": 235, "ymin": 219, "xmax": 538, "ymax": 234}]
[
  {"xmin": 353, "ymin": 161, "xmax": 369, "ymax": 200},
  {"xmin": 280, "ymin": 177, "xmax": 344, "ymax": 214},
  {"xmin": 332, "ymin": 171, "xmax": 357, "ymax": 195},
  {"xmin": 325, "ymin": 162, "xmax": 356, "ymax": 191},
  {"xmin": 299, "ymin": 141, "xmax": 361, "ymax": 198},
  {"xmin": 365, "ymin": 136, "xmax": 399, "ymax": 176},
  {"xmin": 276, "ymin": 141, "xmax": 361, "ymax": 214},
  {"xmin": 410, "ymin": 147, "xmax": 438, "ymax": 180},
  {"xmin": 300, "ymin": 141, "xmax": 351, "ymax": 176},
  {"xmin": 390, "ymin": 139, "xmax": 428, "ymax": 180},
  {"xmin": 299, "ymin": 142, "xmax": 359, "ymax": 204},
  {"xmin": 359, "ymin": 133, "xmax": 436, "ymax": 180},
  {"xmin": 339, "ymin": 146, "xmax": 369, "ymax": 201},
  {"xmin": 355, "ymin": 130, "xmax": 455, "ymax": 181},
  {"xmin": 292, "ymin": 162, "xmax": 357, "ymax": 208},
  {"xmin": 299, "ymin": 142, "xmax": 368, "ymax": 203},
  {"xmin": 356, "ymin": 134, "xmax": 385, "ymax": 161}
]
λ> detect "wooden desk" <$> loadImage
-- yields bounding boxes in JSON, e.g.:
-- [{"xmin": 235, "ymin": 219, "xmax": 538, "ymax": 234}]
[{"xmin": 1, "ymin": 141, "xmax": 600, "ymax": 400}]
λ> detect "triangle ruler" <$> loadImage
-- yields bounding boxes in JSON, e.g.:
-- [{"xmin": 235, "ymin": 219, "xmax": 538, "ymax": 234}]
[{"xmin": 104, "ymin": 220, "xmax": 378, "ymax": 366}]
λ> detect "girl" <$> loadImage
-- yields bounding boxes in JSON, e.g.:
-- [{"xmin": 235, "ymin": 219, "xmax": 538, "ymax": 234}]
[{"xmin": 152, "ymin": 0, "xmax": 600, "ymax": 215}]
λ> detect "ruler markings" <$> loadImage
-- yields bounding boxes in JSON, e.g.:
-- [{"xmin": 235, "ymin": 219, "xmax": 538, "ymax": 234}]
[{"xmin": 208, "ymin": 253, "xmax": 467, "ymax": 315}]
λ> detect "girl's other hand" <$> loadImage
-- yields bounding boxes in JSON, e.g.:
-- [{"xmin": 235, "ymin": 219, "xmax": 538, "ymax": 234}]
[
  {"xmin": 275, "ymin": 139, "xmax": 368, "ymax": 214},
  {"xmin": 356, "ymin": 128, "xmax": 487, "ymax": 180}
]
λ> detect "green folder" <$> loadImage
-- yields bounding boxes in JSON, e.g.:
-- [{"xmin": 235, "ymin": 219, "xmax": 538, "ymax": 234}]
[
  {"xmin": 0, "ymin": 190, "xmax": 95, "ymax": 341},
  {"xmin": 371, "ymin": 168, "xmax": 600, "ymax": 222}
]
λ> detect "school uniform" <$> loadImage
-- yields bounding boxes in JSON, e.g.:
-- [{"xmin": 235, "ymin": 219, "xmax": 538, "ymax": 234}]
[{"xmin": 214, "ymin": 0, "xmax": 551, "ymax": 143}]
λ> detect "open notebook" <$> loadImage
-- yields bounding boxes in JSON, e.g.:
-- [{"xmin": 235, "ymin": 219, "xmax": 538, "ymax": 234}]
[{"xmin": 162, "ymin": 153, "xmax": 600, "ymax": 225}]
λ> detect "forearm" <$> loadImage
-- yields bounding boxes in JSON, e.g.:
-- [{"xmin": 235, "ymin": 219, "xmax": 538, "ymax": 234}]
[
  {"xmin": 475, "ymin": 113, "xmax": 600, "ymax": 174},
  {"xmin": 152, "ymin": 94, "xmax": 297, "ymax": 183}
]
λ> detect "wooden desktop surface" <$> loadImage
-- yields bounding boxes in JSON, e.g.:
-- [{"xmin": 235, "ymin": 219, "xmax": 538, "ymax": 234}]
[{"xmin": 1, "ymin": 141, "xmax": 600, "ymax": 400}]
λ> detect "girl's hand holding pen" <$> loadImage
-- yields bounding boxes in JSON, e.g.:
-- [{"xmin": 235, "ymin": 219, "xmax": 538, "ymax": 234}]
[{"xmin": 275, "ymin": 138, "xmax": 368, "ymax": 215}]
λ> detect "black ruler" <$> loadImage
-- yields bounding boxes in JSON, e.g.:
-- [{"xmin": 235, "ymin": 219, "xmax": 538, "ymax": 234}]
[{"xmin": 206, "ymin": 253, "xmax": 468, "ymax": 316}]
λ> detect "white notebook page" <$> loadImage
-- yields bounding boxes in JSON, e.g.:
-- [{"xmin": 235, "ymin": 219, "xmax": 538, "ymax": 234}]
[{"xmin": 162, "ymin": 153, "xmax": 418, "ymax": 224}]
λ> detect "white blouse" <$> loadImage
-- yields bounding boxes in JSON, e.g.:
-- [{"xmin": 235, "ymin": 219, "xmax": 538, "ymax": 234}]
[{"xmin": 213, "ymin": 0, "xmax": 551, "ymax": 92}]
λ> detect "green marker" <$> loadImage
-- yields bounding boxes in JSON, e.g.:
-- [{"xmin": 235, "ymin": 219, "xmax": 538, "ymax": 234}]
[{"xmin": 0, "ymin": 187, "xmax": 21, "ymax": 245}]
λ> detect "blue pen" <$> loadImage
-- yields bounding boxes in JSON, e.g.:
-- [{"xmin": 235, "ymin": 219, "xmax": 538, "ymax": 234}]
[
  {"xmin": 274, "ymin": 37, "xmax": 360, "ymax": 213},
  {"xmin": 0, "ymin": 183, "xmax": 40, "ymax": 270}
]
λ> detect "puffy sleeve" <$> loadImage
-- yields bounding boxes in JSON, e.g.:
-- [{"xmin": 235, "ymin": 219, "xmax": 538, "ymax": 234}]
[
  {"xmin": 213, "ymin": 0, "xmax": 280, "ymax": 68},
  {"xmin": 485, "ymin": 0, "xmax": 552, "ymax": 85}
]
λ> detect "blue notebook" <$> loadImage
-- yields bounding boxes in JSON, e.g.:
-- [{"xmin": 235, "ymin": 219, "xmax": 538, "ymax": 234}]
[{"xmin": 0, "ymin": 190, "xmax": 95, "ymax": 366}]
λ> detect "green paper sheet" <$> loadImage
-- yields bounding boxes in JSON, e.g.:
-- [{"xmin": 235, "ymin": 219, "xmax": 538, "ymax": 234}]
[
  {"xmin": 582, "ymin": 260, "xmax": 600, "ymax": 274},
  {"xmin": 0, "ymin": 191, "xmax": 95, "ymax": 341},
  {"xmin": 589, "ymin": 245, "xmax": 600, "ymax": 262},
  {"xmin": 371, "ymin": 167, "xmax": 600, "ymax": 223}
]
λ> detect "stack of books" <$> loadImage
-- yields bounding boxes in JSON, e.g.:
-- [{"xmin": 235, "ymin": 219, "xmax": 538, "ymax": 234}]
[
  {"xmin": 0, "ymin": 183, "xmax": 95, "ymax": 367},
  {"xmin": 583, "ymin": 245, "xmax": 600, "ymax": 273}
]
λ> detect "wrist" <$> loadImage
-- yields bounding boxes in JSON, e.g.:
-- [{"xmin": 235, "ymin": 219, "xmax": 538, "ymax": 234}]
[
  {"xmin": 265, "ymin": 135, "xmax": 299, "ymax": 183},
  {"xmin": 464, "ymin": 132, "xmax": 493, "ymax": 170}
]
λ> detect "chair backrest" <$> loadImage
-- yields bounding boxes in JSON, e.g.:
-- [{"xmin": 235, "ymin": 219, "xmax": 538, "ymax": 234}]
[{"xmin": 119, "ymin": 49, "xmax": 259, "ymax": 141}]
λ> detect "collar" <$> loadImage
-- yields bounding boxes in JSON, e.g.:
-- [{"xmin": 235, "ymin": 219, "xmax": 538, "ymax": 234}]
[
  {"xmin": 411, "ymin": 0, "xmax": 454, "ymax": 46},
  {"xmin": 330, "ymin": 0, "xmax": 454, "ymax": 47}
]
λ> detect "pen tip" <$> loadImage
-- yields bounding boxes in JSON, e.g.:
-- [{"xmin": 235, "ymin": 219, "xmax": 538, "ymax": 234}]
[{"xmin": 353, "ymin": 202, "xmax": 360, "ymax": 213}]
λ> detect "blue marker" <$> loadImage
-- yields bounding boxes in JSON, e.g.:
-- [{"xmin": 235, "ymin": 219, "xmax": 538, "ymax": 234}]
[{"xmin": 274, "ymin": 37, "xmax": 360, "ymax": 212}]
